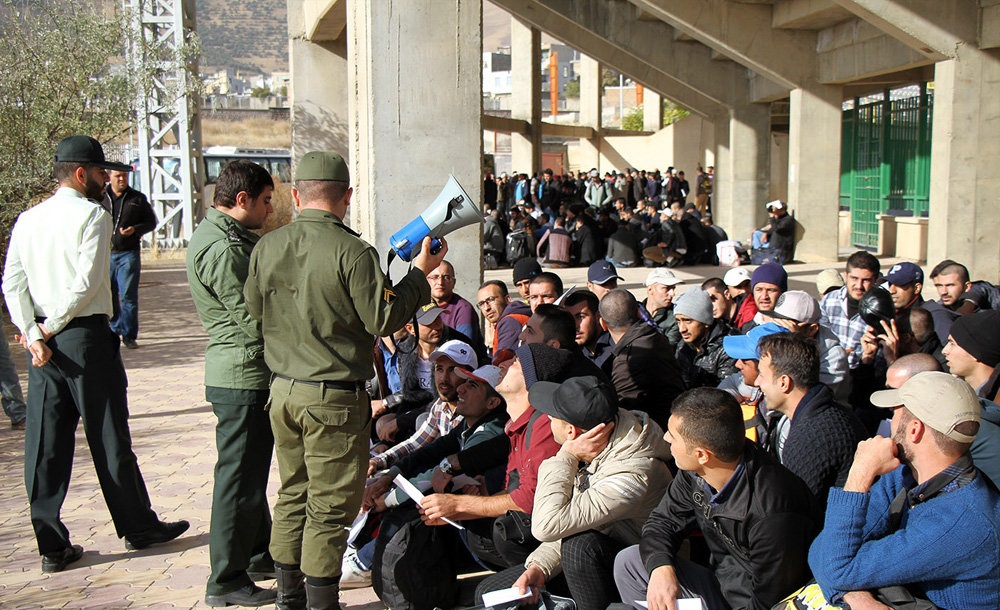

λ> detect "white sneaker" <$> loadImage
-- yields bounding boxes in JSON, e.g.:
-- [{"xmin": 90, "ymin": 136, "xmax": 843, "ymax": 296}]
[{"xmin": 340, "ymin": 549, "xmax": 372, "ymax": 589}]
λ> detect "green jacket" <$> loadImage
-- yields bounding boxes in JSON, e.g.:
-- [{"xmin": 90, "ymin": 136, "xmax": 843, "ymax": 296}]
[
  {"xmin": 245, "ymin": 208, "xmax": 431, "ymax": 382},
  {"xmin": 186, "ymin": 207, "xmax": 270, "ymax": 390}
]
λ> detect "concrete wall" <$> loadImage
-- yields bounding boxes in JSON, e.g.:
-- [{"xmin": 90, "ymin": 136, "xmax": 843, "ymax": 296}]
[{"xmin": 565, "ymin": 115, "xmax": 711, "ymax": 176}]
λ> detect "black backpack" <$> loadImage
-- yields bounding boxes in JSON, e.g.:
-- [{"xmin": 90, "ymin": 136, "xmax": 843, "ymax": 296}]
[
  {"xmin": 505, "ymin": 230, "xmax": 531, "ymax": 266},
  {"xmin": 372, "ymin": 509, "xmax": 459, "ymax": 610}
]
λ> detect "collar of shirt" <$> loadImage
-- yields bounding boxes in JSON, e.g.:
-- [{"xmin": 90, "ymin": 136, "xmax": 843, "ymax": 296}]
[
  {"xmin": 906, "ymin": 454, "xmax": 977, "ymax": 505},
  {"xmin": 697, "ymin": 458, "xmax": 747, "ymax": 506},
  {"xmin": 295, "ymin": 208, "xmax": 361, "ymax": 237},
  {"xmin": 205, "ymin": 207, "xmax": 260, "ymax": 246}
]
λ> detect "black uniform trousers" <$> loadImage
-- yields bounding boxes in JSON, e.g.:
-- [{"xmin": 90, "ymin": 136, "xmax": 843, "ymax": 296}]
[
  {"xmin": 24, "ymin": 315, "xmax": 158, "ymax": 555},
  {"xmin": 206, "ymin": 386, "xmax": 274, "ymax": 595}
]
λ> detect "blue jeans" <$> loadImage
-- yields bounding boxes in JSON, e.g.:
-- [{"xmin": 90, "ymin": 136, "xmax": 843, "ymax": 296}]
[
  {"xmin": 110, "ymin": 250, "xmax": 141, "ymax": 341},
  {"xmin": 0, "ymin": 334, "xmax": 25, "ymax": 423}
]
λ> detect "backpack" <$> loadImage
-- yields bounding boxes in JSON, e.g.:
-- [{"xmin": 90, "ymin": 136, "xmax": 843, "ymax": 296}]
[
  {"xmin": 506, "ymin": 230, "xmax": 531, "ymax": 266},
  {"xmin": 372, "ymin": 510, "xmax": 460, "ymax": 610}
]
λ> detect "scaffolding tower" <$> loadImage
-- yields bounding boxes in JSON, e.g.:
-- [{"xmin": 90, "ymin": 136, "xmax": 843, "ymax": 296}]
[{"xmin": 127, "ymin": 0, "xmax": 203, "ymax": 245}]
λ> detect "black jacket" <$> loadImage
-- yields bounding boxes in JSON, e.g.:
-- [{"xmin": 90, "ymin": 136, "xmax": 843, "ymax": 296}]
[
  {"xmin": 675, "ymin": 321, "xmax": 737, "ymax": 389},
  {"xmin": 573, "ymin": 221, "xmax": 600, "ymax": 266},
  {"xmin": 765, "ymin": 213, "xmax": 796, "ymax": 261},
  {"xmin": 103, "ymin": 186, "xmax": 157, "ymax": 251},
  {"xmin": 641, "ymin": 442, "xmax": 816, "ymax": 610},
  {"xmin": 608, "ymin": 321, "xmax": 685, "ymax": 431}
]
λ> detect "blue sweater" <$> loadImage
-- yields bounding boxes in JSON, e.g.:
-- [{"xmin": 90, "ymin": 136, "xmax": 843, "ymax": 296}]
[{"xmin": 809, "ymin": 466, "xmax": 1000, "ymax": 609}]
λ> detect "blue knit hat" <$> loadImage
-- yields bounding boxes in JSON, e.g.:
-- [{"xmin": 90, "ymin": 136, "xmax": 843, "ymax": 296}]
[{"xmin": 751, "ymin": 262, "xmax": 788, "ymax": 292}]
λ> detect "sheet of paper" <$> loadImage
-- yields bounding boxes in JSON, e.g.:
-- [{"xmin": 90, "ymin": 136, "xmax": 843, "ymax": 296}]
[
  {"xmin": 555, "ymin": 285, "xmax": 577, "ymax": 305},
  {"xmin": 392, "ymin": 474, "xmax": 464, "ymax": 530},
  {"xmin": 481, "ymin": 587, "xmax": 532, "ymax": 608},
  {"xmin": 634, "ymin": 599, "xmax": 705, "ymax": 610},
  {"xmin": 346, "ymin": 510, "xmax": 368, "ymax": 547}
]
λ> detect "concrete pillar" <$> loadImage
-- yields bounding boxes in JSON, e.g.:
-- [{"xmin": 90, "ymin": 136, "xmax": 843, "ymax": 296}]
[
  {"xmin": 511, "ymin": 19, "xmax": 541, "ymax": 175},
  {"xmin": 347, "ymin": 0, "xmax": 483, "ymax": 300},
  {"xmin": 712, "ymin": 103, "xmax": 770, "ymax": 243},
  {"xmin": 788, "ymin": 85, "xmax": 843, "ymax": 262},
  {"xmin": 578, "ymin": 55, "xmax": 602, "ymax": 172},
  {"xmin": 289, "ymin": 2, "xmax": 349, "ymax": 168},
  {"xmin": 928, "ymin": 49, "xmax": 1000, "ymax": 280},
  {"xmin": 643, "ymin": 90, "xmax": 663, "ymax": 132}
]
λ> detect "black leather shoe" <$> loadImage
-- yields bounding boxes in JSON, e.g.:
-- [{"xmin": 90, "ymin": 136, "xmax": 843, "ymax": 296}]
[
  {"xmin": 124, "ymin": 520, "xmax": 190, "ymax": 550},
  {"xmin": 41, "ymin": 544, "xmax": 84, "ymax": 573},
  {"xmin": 204, "ymin": 584, "xmax": 277, "ymax": 607}
]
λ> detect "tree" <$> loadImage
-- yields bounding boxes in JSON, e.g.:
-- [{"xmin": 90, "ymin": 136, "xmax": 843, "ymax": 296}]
[
  {"xmin": 663, "ymin": 100, "xmax": 691, "ymax": 126},
  {"xmin": 251, "ymin": 85, "xmax": 272, "ymax": 99},
  {"xmin": 622, "ymin": 105, "xmax": 644, "ymax": 131},
  {"xmin": 0, "ymin": 0, "xmax": 199, "ymax": 258},
  {"xmin": 563, "ymin": 79, "xmax": 580, "ymax": 99}
]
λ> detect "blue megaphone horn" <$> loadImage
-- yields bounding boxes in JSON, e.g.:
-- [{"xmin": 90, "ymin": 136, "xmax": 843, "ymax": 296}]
[{"xmin": 389, "ymin": 175, "xmax": 483, "ymax": 262}]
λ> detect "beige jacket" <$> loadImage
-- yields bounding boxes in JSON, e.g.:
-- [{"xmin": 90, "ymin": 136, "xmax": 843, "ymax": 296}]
[{"xmin": 526, "ymin": 409, "xmax": 673, "ymax": 578}]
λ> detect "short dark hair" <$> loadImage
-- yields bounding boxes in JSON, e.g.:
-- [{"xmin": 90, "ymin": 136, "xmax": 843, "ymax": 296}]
[
  {"xmin": 564, "ymin": 290, "xmax": 599, "ymax": 314},
  {"xmin": 758, "ymin": 333, "xmax": 820, "ymax": 389},
  {"xmin": 899, "ymin": 407, "xmax": 977, "ymax": 458},
  {"xmin": 531, "ymin": 272, "xmax": 564, "ymax": 294},
  {"xmin": 294, "ymin": 180, "xmax": 349, "ymax": 204},
  {"xmin": 53, "ymin": 161, "xmax": 84, "ymax": 183},
  {"xmin": 908, "ymin": 307, "xmax": 935, "ymax": 344},
  {"xmin": 672, "ymin": 388, "xmax": 745, "ymax": 462},
  {"xmin": 479, "ymin": 279, "xmax": 509, "ymax": 297},
  {"xmin": 701, "ymin": 278, "xmax": 727, "ymax": 293},
  {"xmin": 930, "ymin": 259, "xmax": 970, "ymax": 283},
  {"xmin": 846, "ymin": 251, "xmax": 880, "ymax": 276},
  {"xmin": 534, "ymin": 304, "xmax": 576, "ymax": 348},
  {"xmin": 214, "ymin": 160, "xmax": 274, "ymax": 208},
  {"xmin": 598, "ymin": 289, "xmax": 639, "ymax": 330}
]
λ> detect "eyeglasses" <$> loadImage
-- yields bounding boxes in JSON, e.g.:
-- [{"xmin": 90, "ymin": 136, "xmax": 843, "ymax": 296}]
[
  {"xmin": 477, "ymin": 295, "xmax": 501, "ymax": 309},
  {"xmin": 428, "ymin": 274, "xmax": 455, "ymax": 283}
]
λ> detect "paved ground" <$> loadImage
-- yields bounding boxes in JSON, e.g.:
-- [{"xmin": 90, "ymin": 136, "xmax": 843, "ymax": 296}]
[{"xmin": 0, "ymin": 255, "xmax": 909, "ymax": 609}]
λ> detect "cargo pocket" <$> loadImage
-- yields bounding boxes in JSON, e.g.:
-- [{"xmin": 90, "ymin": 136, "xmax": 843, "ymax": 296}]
[{"xmin": 305, "ymin": 405, "xmax": 351, "ymax": 459}]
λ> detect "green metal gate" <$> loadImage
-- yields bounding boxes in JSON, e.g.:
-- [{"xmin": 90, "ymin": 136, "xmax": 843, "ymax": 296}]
[{"xmin": 840, "ymin": 84, "xmax": 933, "ymax": 249}]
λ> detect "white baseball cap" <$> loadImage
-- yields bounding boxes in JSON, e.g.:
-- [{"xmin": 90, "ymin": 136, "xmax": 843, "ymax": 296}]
[
  {"xmin": 455, "ymin": 365, "xmax": 503, "ymax": 389},
  {"xmin": 765, "ymin": 200, "xmax": 785, "ymax": 211},
  {"xmin": 429, "ymin": 340, "xmax": 478, "ymax": 371},
  {"xmin": 644, "ymin": 268, "xmax": 683, "ymax": 287},
  {"xmin": 723, "ymin": 268, "xmax": 752, "ymax": 287}
]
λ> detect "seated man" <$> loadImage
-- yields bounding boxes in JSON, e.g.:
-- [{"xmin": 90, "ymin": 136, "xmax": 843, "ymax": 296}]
[
  {"xmin": 724, "ymin": 268, "xmax": 757, "ymax": 330},
  {"xmin": 478, "ymin": 280, "xmax": 530, "ymax": 356},
  {"xmin": 564, "ymin": 291, "xmax": 614, "ymax": 368},
  {"xmin": 586, "ymin": 260, "xmax": 622, "ymax": 301},
  {"xmin": 673, "ymin": 289, "xmax": 737, "ymax": 389},
  {"xmin": 429, "ymin": 260, "xmax": 483, "ymax": 349},
  {"xmin": 528, "ymin": 272, "xmax": 564, "ymax": 312},
  {"xmin": 614, "ymin": 388, "xmax": 815, "ymax": 610},
  {"xmin": 754, "ymin": 332, "xmax": 866, "ymax": 516},
  {"xmin": 518, "ymin": 303, "xmax": 576, "ymax": 350},
  {"xmin": 810, "ymin": 372, "xmax": 1000, "ymax": 610},
  {"xmin": 513, "ymin": 259, "xmax": 543, "ymax": 302},
  {"xmin": 477, "ymin": 376, "xmax": 671, "ymax": 610},
  {"xmin": 820, "ymin": 251, "xmax": 880, "ymax": 370},
  {"xmin": 643, "ymin": 269, "xmax": 683, "ymax": 347},
  {"xmin": 746, "ymin": 262, "xmax": 787, "ymax": 329},
  {"xmin": 719, "ymin": 323, "xmax": 790, "ymax": 443},
  {"xmin": 601, "ymin": 289, "xmax": 685, "ymax": 431},
  {"xmin": 945, "ymin": 310, "xmax": 1000, "ymax": 403}
]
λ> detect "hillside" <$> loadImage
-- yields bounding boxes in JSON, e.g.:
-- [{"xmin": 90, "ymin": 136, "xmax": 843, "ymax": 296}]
[{"xmin": 196, "ymin": 0, "xmax": 288, "ymax": 73}]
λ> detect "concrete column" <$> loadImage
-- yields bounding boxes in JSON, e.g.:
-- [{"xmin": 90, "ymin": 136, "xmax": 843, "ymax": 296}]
[
  {"xmin": 712, "ymin": 103, "xmax": 770, "ymax": 243},
  {"xmin": 289, "ymin": 2, "xmax": 349, "ymax": 168},
  {"xmin": 578, "ymin": 55, "xmax": 602, "ymax": 172},
  {"xmin": 348, "ymin": 0, "xmax": 483, "ymax": 300},
  {"xmin": 643, "ymin": 90, "xmax": 663, "ymax": 132},
  {"xmin": 788, "ymin": 85, "xmax": 843, "ymax": 262},
  {"xmin": 928, "ymin": 49, "xmax": 1000, "ymax": 280},
  {"xmin": 511, "ymin": 19, "xmax": 541, "ymax": 175}
]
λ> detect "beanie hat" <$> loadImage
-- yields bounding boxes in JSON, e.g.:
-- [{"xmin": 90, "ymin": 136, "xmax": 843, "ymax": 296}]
[
  {"xmin": 950, "ymin": 310, "xmax": 1000, "ymax": 368},
  {"xmin": 751, "ymin": 262, "xmax": 788, "ymax": 292},
  {"xmin": 513, "ymin": 259, "xmax": 542, "ymax": 284},
  {"xmin": 514, "ymin": 343, "xmax": 607, "ymax": 389},
  {"xmin": 673, "ymin": 290, "xmax": 714, "ymax": 326}
]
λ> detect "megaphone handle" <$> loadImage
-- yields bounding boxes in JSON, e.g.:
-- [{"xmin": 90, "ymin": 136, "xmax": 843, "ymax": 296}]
[{"xmin": 429, "ymin": 238, "xmax": 443, "ymax": 256}]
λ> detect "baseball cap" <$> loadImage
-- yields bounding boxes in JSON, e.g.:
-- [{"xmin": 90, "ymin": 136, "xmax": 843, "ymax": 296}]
[
  {"xmin": 455, "ymin": 364, "xmax": 503, "ymax": 389},
  {"xmin": 588, "ymin": 260, "xmax": 622, "ymax": 285},
  {"xmin": 870, "ymin": 371, "xmax": 980, "ymax": 443},
  {"xmin": 415, "ymin": 303, "xmax": 446, "ymax": 325},
  {"xmin": 644, "ymin": 268, "xmax": 683, "ymax": 287},
  {"xmin": 816, "ymin": 268, "xmax": 845, "ymax": 295},
  {"xmin": 723, "ymin": 268, "xmax": 752, "ymax": 287},
  {"xmin": 765, "ymin": 200, "xmax": 785, "ymax": 211},
  {"xmin": 54, "ymin": 136, "xmax": 132, "ymax": 172},
  {"xmin": 528, "ymin": 376, "xmax": 618, "ymax": 430},
  {"xmin": 294, "ymin": 151, "xmax": 350, "ymax": 182},
  {"xmin": 428, "ymin": 339, "xmax": 477, "ymax": 370},
  {"xmin": 767, "ymin": 291, "xmax": 821, "ymax": 324},
  {"xmin": 884, "ymin": 262, "xmax": 924, "ymax": 287},
  {"xmin": 723, "ymin": 323, "xmax": 790, "ymax": 361}
]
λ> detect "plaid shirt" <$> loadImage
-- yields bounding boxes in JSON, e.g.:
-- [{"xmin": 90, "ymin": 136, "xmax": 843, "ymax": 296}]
[
  {"xmin": 371, "ymin": 398, "xmax": 463, "ymax": 471},
  {"xmin": 819, "ymin": 286, "xmax": 868, "ymax": 370}
]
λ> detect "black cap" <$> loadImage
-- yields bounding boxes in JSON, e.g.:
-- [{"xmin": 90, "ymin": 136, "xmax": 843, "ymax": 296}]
[
  {"xmin": 859, "ymin": 286, "xmax": 895, "ymax": 328},
  {"xmin": 529, "ymin": 376, "xmax": 618, "ymax": 430},
  {"xmin": 512, "ymin": 258, "xmax": 542, "ymax": 284},
  {"xmin": 54, "ymin": 136, "xmax": 132, "ymax": 172}
]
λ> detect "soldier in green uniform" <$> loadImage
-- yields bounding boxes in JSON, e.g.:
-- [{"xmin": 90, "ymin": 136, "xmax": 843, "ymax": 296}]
[
  {"xmin": 186, "ymin": 160, "xmax": 277, "ymax": 607},
  {"xmin": 244, "ymin": 151, "xmax": 448, "ymax": 610}
]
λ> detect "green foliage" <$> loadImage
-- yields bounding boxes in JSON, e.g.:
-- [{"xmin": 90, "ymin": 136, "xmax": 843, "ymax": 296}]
[
  {"xmin": 563, "ymin": 79, "xmax": 580, "ymax": 99},
  {"xmin": 251, "ymin": 86, "xmax": 272, "ymax": 99},
  {"xmin": 663, "ymin": 100, "xmax": 691, "ymax": 126},
  {"xmin": 622, "ymin": 105, "xmax": 644, "ymax": 131}
]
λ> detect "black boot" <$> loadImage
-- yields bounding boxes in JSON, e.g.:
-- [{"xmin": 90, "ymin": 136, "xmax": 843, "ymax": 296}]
[
  {"xmin": 305, "ymin": 582, "xmax": 340, "ymax": 610},
  {"xmin": 275, "ymin": 565, "xmax": 306, "ymax": 610}
]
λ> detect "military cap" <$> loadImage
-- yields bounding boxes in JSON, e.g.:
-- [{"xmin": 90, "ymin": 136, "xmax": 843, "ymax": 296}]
[{"xmin": 295, "ymin": 151, "xmax": 350, "ymax": 182}]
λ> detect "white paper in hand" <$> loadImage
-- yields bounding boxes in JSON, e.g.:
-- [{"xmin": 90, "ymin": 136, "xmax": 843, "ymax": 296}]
[
  {"xmin": 634, "ymin": 599, "xmax": 705, "ymax": 610},
  {"xmin": 392, "ymin": 474, "xmax": 464, "ymax": 530},
  {"xmin": 481, "ymin": 587, "xmax": 532, "ymax": 608}
]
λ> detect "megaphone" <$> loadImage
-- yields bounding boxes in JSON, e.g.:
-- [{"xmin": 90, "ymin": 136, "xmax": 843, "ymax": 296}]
[{"xmin": 389, "ymin": 175, "xmax": 483, "ymax": 262}]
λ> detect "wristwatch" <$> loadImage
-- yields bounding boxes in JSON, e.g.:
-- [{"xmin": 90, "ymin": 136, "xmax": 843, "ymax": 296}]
[{"xmin": 439, "ymin": 457, "xmax": 462, "ymax": 476}]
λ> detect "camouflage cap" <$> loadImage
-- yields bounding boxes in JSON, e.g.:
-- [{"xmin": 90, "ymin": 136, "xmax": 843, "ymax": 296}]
[{"xmin": 295, "ymin": 151, "xmax": 350, "ymax": 182}]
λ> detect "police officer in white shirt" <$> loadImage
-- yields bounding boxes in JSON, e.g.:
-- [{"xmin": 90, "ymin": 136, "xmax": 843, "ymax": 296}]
[{"xmin": 2, "ymin": 136, "xmax": 189, "ymax": 573}]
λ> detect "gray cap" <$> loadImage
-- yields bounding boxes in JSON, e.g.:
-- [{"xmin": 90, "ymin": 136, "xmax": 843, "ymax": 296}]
[{"xmin": 673, "ymin": 290, "xmax": 714, "ymax": 326}]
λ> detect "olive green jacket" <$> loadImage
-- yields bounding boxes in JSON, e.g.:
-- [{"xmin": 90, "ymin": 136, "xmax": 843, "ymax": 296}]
[
  {"xmin": 245, "ymin": 208, "xmax": 431, "ymax": 382},
  {"xmin": 186, "ymin": 207, "xmax": 270, "ymax": 390}
]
